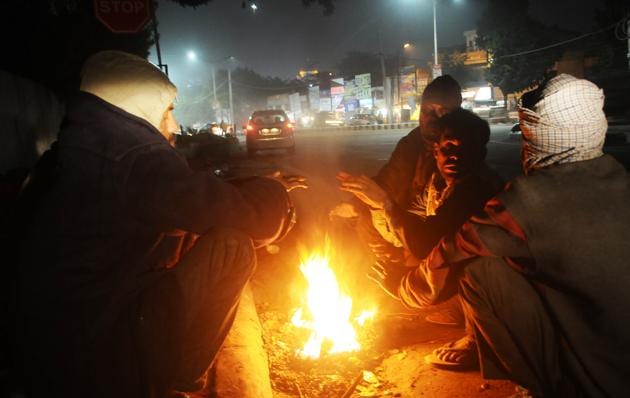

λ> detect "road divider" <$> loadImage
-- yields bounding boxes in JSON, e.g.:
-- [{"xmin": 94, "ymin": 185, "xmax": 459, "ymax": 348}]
[{"xmin": 297, "ymin": 122, "xmax": 418, "ymax": 132}]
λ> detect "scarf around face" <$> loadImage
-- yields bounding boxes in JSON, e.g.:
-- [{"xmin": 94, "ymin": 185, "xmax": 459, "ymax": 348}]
[{"xmin": 518, "ymin": 74, "xmax": 607, "ymax": 174}]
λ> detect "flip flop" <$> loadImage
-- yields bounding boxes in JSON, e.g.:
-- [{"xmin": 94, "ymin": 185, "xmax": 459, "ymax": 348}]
[{"xmin": 424, "ymin": 338, "xmax": 479, "ymax": 371}]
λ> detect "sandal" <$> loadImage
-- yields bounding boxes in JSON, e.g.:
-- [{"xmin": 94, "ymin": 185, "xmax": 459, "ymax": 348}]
[{"xmin": 424, "ymin": 335, "xmax": 479, "ymax": 371}]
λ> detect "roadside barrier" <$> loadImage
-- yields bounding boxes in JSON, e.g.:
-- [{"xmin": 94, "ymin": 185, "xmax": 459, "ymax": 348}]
[{"xmin": 298, "ymin": 122, "xmax": 418, "ymax": 132}]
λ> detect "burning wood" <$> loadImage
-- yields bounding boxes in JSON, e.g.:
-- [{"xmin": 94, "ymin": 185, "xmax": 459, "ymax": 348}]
[{"xmin": 290, "ymin": 248, "xmax": 376, "ymax": 359}]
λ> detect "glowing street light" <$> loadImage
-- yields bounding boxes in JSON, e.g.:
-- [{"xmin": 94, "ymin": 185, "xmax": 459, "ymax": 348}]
[
  {"xmin": 250, "ymin": 3, "xmax": 258, "ymax": 12},
  {"xmin": 184, "ymin": 52, "xmax": 237, "ymax": 130},
  {"xmin": 429, "ymin": 0, "xmax": 462, "ymax": 77},
  {"xmin": 403, "ymin": 42, "xmax": 411, "ymax": 49}
]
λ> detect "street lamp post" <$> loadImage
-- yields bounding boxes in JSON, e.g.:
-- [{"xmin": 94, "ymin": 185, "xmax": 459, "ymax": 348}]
[
  {"xmin": 211, "ymin": 66, "xmax": 217, "ymax": 105},
  {"xmin": 227, "ymin": 66, "xmax": 234, "ymax": 133},
  {"xmin": 188, "ymin": 52, "xmax": 235, "ymax": 130},
  {"xmin": 431, "ymin": 0, "xmax": 441, "ymax": 78}
]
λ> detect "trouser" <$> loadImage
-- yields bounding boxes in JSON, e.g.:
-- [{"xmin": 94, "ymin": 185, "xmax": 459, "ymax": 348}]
[
  {"xmin": 135, "ymin": 228, "xmax": 256, "ymax": 397},
  {"xmin": 458, "ymin": 257, "xmax": 571, "ymax": 397}
]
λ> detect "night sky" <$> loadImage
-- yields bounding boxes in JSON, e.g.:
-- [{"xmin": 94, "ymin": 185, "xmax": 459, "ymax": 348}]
[{"xmin": 152, "ymin": 0, "xmax": 607, "ymax": 88}]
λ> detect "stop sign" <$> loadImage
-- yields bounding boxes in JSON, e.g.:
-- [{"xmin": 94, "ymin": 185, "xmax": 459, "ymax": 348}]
[{"xmin": 94, "ymin": 0, "xmax": 151, "ymax": 34}]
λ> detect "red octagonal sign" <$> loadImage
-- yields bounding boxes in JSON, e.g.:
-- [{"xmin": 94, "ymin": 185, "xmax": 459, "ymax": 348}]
[{"xmin": 94, "ymin": 0, "xmax": 151, "ymax": 34}]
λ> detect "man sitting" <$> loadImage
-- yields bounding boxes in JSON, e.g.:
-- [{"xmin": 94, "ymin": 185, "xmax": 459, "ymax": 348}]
[
  {"xmin": 338, "ymin": 108, "xmax": 503, "ymax": 370},
  {"xmin": 13, "ymin": 51, "xmax": 306, "ymax": 398},
  {"xmin": 379, "ymin": 74, "xmax": 630, "ymax": 396}
]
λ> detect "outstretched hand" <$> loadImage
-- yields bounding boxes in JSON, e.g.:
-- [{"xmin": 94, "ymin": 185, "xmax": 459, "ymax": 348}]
[
  {"xmin": 367, "ymin": 260, "xmax": 409, "ymax": 300},
  {"xmin": 266, "ymin": 171, "xmax": 308, "ymax": 192},
  {"xmin": 337, "ymin": 171, "xmax": 389, "ymax": 210}
]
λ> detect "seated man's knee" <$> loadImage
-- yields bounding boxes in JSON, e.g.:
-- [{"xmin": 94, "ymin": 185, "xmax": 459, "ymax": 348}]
[
  {"xmin": 199, "ymin": 227, "xmax": 256, "ymax": 280},
  {"xmin": 458, "ymin": 257, "xmax": 509, "ymax": 303}
]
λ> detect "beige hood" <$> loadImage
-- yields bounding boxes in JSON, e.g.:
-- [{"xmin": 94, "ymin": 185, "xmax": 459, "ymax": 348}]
[{"xmin": 80, "ymin": 50, "xmax": 177, "ymax": 131}]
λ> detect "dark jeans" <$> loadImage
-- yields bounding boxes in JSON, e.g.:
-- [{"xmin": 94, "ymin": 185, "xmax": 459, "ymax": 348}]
[
  {"xmin": 459, "ymin": 257, "xmax": 572, "ymax": 397},
  {"xmin": 135, "ymin": 228, "xmax": 256, "ymax": 396}
]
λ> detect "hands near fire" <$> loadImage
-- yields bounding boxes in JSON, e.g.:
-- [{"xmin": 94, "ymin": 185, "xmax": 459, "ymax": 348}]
[
  {"xmin": 266, "ymin": 171, "xmax": 308, "ymax": 192},
  {"xmin": 337, "ymin": 172, "xmax": 390, "ymax": 210},
  {"xmin": 367, "ymin": 258, "xmax": 409, "ymax": 300}
]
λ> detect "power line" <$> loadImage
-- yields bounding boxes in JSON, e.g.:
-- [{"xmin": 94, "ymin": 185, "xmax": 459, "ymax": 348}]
[
  {"xmin": 230, "ymin": 80, "xmax": 310, "ymax": 90},
  {"xmin": 495, "ymin": 19, "xmax": 623, "ymax": 60}
]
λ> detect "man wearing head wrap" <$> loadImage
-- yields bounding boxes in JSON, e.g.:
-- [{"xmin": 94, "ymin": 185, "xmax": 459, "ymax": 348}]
[
  {"xmin": 392, "ymin": 74, "xmax": 630, "ymax": 396},
  {"xmin": 14, "ymin": 51, "xmax": 306, "ymax": 398}
]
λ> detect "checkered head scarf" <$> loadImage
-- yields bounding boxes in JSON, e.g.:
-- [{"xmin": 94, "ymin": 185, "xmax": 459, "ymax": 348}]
[{"xmin": 518, "ymin": 74, "xmax": 607, "ymax": 174}]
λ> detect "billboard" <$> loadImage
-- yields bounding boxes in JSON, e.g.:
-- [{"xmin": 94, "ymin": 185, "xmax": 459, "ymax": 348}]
[
  {"xmin": 308, "ymin": 85, "xmax": 320, "ymax": 111},
  {"xmin": 289, "ymin": 92, "xmax": 302, "ymax": 115},
  {"xmin": 354, "ymin": 73, "xmax": 372, "ymax": 100}
]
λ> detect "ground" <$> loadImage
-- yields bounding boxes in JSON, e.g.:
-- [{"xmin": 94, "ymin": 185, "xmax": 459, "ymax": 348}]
[{"xmin": 250, "ymin": 233, "xmax": 519, "ymax": 398}]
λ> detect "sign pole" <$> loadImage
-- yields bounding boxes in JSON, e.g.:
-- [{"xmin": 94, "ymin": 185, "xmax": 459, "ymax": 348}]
[{"xmin": 150, "ymin": 2, "xmax": 167, "ymax": 75}]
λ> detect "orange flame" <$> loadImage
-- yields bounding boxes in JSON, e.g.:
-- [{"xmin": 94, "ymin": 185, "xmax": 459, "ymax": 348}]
[{"xmin": 291, "ymin": 247, "xmax": 375, "ymax": 359}]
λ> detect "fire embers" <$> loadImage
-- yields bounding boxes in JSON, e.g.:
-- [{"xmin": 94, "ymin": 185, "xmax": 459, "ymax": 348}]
[{"xmin": 291, "ymin": 253, "xmax": 376, "ymax": 359}]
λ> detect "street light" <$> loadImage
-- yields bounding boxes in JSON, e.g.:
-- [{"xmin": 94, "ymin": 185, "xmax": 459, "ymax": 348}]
[
  {"xmin": 431, "ymin": 0, "xmax": 439, "ymax": 77},
  {"xmin": 429, "ymin": 0, "xmax": 462, "ymax": 78},
  {"xmin": 186, "ymin": 52, "xmax": 237, "ymax": 130}
]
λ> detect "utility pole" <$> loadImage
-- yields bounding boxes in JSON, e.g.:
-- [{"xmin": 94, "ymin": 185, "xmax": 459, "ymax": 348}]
[
  {"xmin": 379, "ymin": 53, "xmax": 392, "ymax": 123},
  {"xmin": 433, "ymin": 0, "xmax": 438, "ymax": 67},
  {"xmin": 211, "ymin": 66, "xmax": 217, "ymax": 103},
  {"xmin": 150, "ymin": 2, "xmax": 168, "ymax": 75},
  {"xmin": 627, "ymin": 14, "xmax": 630, "ymax": 71},
  {"xmin": 378, "ymin": 25, "xmax": 393, "ymax": 123},
  {"xmin": 228, "ymin": 67, "xmax": 234, "ymax": 132},
  {"xmin": 431, "ymin": 0, "xmax": 442, "ymax": 78}
]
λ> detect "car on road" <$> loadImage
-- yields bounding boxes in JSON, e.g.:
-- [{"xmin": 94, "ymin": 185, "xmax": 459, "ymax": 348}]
[
  {"xmin": 347, "ymin": 113, "xmax": 380, "ymax": 126},
  {"xmin": 245, "ymin": 109, "xmax": 295, "ymax": 156},
  {"xmin": 314, "ymin": 111, "xmax": 345, "ymax": 128}
]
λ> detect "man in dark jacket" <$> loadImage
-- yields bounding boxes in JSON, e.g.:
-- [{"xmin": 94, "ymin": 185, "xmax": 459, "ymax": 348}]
[
  {"xmin": 394, "ymin": 74, "xmax": 630, "ymax": 396},
  {"xmin": 334, "ymin": 75, "xmax": 463, "ymax": 289},
  {"xmin": 14, "ymin": 51, "xmax": 306, "ymax": 398}
]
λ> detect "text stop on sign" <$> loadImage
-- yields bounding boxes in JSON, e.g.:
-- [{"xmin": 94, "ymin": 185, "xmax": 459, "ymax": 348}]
[{"xmin": 94, "ymin": 0, "xmax": 151, "ymax": 34}]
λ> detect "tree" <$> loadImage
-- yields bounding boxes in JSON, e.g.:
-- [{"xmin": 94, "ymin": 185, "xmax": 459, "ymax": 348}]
[
  {"xmin": 0, "ymin": 0, "xmax": 336, "ymax": 100},
  {"xmin": 440, "ymin": 48, "xmax": 484, "ymax": 88},
  {"xmin": 175, "ymin": 66, "xmax": 304, "ymax": 126},
  {"xmin": 1, "ymin": 0, "xmax": 155, "ymax": 99},
  {"xmin": 594, "ymin": 0, "xmax": 630, "ymax": 71},
  {"xmin": 476, "ymin": 0, "xmax": 562, "ymax": 95},
  {"xmin": 172, "ymin": 0, "xmax": 335, "ymax": 15},
  {"xmin": 336, "ymin": 51, "xmax": 398, "ymax": 86}
]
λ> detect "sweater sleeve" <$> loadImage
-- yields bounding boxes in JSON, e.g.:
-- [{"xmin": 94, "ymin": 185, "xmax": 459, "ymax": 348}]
[{"xmin": 121, "ymin": 145, "xmax": 292, "ymax": 241}]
